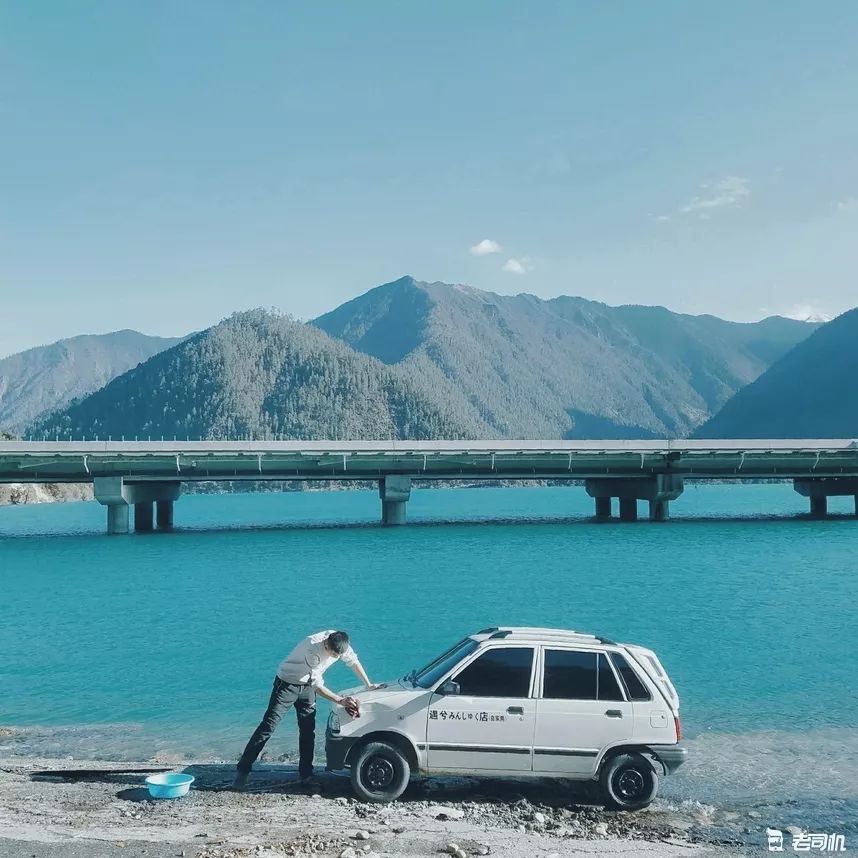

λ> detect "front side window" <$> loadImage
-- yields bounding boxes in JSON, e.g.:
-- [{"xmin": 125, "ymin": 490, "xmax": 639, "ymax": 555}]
[{"xmin": 452, "ymin": 647, "xmax": 534, "ymax": 697}]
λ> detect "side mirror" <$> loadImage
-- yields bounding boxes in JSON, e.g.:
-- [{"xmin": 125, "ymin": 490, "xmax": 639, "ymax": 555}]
[{"xmin": 437, "ymin": 680, "xmax": 460, "ymax": 696}]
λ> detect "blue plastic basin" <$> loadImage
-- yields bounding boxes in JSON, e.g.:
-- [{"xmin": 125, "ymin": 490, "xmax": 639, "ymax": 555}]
[{"xmin": 144, "ymin": 772, "xmax": 194, "ymax": 799}]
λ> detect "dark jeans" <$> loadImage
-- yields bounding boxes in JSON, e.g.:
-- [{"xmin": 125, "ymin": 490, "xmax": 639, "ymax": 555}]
[{"xmin": 237, "ymin": 677, "xmax": 316, "ymax": 777}]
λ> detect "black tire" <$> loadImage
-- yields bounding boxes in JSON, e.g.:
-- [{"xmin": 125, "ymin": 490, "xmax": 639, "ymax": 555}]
[
  {"xmin": 350, "ymin": 740, "xmax": 410, "ymax": 803},
  {"xmin": 600, "ymin": 752, "xmax": 658, "ymax": 811}
]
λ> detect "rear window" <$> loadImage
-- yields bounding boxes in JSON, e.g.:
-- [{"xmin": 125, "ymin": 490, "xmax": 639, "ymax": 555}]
[{"xmin": 609, "ymin": 652, "xmax": 651, "ymax": 701}]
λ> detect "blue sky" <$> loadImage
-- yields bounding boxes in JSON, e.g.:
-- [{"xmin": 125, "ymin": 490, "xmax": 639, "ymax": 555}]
[{"xmin": 2, "ymin": 1, "xmax": 857, "ymax": 354}]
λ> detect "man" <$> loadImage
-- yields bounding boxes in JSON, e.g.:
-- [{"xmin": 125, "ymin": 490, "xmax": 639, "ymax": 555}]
[{"xmin": 233, "ymin": 629, "xmax": 376, "ymax": 790}]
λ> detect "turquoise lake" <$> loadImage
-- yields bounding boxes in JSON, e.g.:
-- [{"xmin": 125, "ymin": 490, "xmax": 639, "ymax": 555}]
[{"xmin": 1, "ymin": 484, "xmax": 856, "ymax": 836}]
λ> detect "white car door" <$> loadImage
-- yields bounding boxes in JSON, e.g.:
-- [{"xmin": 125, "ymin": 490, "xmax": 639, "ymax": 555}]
[
  {"xmin": 426, "ymin": 645, "xmax": 537, "ymax": 772},
  {"xmin": 533, "ymin": 647, "xmax": 633, "ymax": 775}
]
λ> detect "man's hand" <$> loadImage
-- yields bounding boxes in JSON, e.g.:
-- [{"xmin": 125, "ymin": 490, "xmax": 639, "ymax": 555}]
[
  {"xmin": 366, "ymin": 682, "xmax": 386, "ymax": 691},
  {"xmin": 340, "ymin": 696, "xmax": 361, "ymax": 718}
]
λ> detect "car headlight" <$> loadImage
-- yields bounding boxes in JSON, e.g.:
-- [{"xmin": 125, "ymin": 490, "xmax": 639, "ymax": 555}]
[{"xmin": 327, "ymin": 711, "xmax": 341, "ymax": 734}]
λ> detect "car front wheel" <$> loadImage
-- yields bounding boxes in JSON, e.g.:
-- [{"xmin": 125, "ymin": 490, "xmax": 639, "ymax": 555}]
[
  {"xmin": 350, "ymin": 740, "xmax": 410, "ymax": 803},
  {"xmin": 600, "ymin": 752, "xmax": 659, "ymax": 810}
]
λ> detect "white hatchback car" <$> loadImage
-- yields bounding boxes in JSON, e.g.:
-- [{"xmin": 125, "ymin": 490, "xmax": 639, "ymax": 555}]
[{"xmin": 326, "ymin": 627, "xmax": 687, "ymax": 809}]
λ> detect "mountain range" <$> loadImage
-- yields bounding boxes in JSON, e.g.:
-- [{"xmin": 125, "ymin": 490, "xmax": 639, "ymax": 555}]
[
  {"xmin": 29, "ymin": 309, "xmax": 480, "ymax": 441},
  {"xmin": 315, "ymin": 277, "xmax": 816, "ymax": 439},
  {"xmin": 0, "ymin": 330, "xmax": 182, "ymax": 433},
  {"xmin": 695, "ymin": 306, "xmax": 858, "ymax": 438},
  {"xmin": 20, "ymin": 276, "xmax": 831, "ymax": 442}
]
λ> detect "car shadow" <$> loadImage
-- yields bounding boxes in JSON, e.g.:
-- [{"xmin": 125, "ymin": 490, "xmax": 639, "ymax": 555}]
[
  {"xmin": 30, "ymin": 767, "xmax": 170, "ymax": 785},
  {"xmin": 178, "ymin": 763, "xmax": 599, "ymax": 808},
  {"xmin": 28, "ymin": 762, "xmax": 600, "ymax": 809}
]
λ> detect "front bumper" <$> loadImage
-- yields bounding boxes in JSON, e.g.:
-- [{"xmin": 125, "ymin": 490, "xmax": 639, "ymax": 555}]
[
  {"xmin": 325, "ymin": 730, "xmax": 359, "ymax": 771},
  {"xmin": 645, "ymin": 744, "xmax": 688, "ymax": 775}
]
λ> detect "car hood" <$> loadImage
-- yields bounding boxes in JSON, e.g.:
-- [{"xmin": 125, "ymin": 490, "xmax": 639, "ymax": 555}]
[{"xmin": 339, "ymin": 679, "xmax": 424, "ymax": 709}]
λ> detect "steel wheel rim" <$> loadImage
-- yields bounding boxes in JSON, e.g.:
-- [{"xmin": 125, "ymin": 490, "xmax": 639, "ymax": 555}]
[
  {"xmin": 364, "ymin": 755, "xmax": 395, "ymax": 790},
  {"xmin": 615, "ymin": 766, "xmax": 646, "ymax": 799}
]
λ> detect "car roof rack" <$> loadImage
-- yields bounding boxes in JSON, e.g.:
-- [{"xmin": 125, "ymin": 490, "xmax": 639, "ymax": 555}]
[
  {"xmin": 471, "ymin": 627, "xmax": 623, "ymax": 647},
  {"xmin": 479, "ymin": 627, "xmax": 620, "ymax": 645}
]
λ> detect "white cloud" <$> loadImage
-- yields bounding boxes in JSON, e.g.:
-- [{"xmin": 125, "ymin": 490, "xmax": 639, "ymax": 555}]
[
  {"xmin": 655, "ymin": 214, "xmax": 671, "ymax": 222},
  {"xmin": 784, "ymin": 304, "xmax": 833, "ymax": 323},
  {"xmin": 470, "ymin": 238, "xmax": 502, "ymax": 256},
  {"xmin": 502, "ymin": 257, "xmax": 528, "ymax": 274},
  {"xmin": 679, "ymin": 176, "xmax": 750, "ymax": 215},
  {"xmin": 835, "ymin": 198, "xmax": 858, "ymax": 212}
]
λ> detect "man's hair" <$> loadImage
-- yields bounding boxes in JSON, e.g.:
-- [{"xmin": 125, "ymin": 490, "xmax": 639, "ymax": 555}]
[{"xmin": 327, "ymin": 631, "xmax": 350, "ymax": 655}]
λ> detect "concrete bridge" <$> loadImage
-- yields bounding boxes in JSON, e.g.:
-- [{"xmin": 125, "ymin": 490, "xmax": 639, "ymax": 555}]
[{"xmin": 1, "ymin": 439, "xmax": 857, "ymax": 533}]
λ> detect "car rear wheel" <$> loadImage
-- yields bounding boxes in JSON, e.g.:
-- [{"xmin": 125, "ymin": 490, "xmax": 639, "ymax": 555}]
[
  {"xmin": 350, "ymin": 740, "xmax": 410, "ymax": 803},
  {"xmin": 600, "ymin": 752, "xmax": 658, "ymax": 810}
]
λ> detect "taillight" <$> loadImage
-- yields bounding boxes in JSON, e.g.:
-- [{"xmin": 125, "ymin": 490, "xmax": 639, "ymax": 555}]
[{"xmin": 674, "ymin": 714, "xmax": 682, "ymax": 742}]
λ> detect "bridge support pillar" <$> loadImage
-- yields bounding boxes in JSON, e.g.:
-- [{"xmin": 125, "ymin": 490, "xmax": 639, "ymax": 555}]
[
  {"xmin": 134, "ymin": 502, "xmax": 154, "ymax": 532},
  {"xmin": 107, "ymin": 502, "xmax": 130, "ymax": 535},
  {"xmin": 619, "ymin": 497, "xmax": 638, "ymax": 521},
  {"xmin": 94, "ymin": 477, "xmax": 181, "ymax": 535},
  {"xmin": 379, "ymin": 475, "xmax": 411, "ymax": 526},
  {"xmin": 156, "ymin": 500, "xmax": 174, "ymax": 530},
  {"xmin": 594, "ymin": 496, "xmax": 612, "ymax": 519},
  {"xmin": 794, "ymin": 478, "xmax": 858, "ymax": 518},
  {"xmin": 649, "ymin": 499, "xmax": 669, "ymax": 522},
  {"xmin": 94, "ymin": 477, "xmax": 130, "ymax": 535},
  {"xmin": 586, "ymin": 475, "xmax": 683, "ymax": 524}
]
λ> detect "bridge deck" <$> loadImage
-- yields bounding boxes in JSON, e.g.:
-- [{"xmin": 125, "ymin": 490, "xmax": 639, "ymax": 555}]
[{"xmin": 2, "ymin": 439, "xmax": 857, "ymax": 483}]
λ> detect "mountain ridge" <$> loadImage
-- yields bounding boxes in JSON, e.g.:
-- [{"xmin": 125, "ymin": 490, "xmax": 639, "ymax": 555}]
[
  {"xmin": 26, "ymin": 277, "xmax": 825, "ymax": 442},
  {"xmin": 314, "ymin": 276, "xmax": 818, "ymax": 438},
  {"xmin": 30, "ymin": 310, "xmax": 487, "ymax": 441},
  {"xmin": 0, "ymin": 329, "xmax": 184, "ymax": 433},
  {"xmin": 694, "ymin": 307, "xmax": 858, "ymax": 439}
]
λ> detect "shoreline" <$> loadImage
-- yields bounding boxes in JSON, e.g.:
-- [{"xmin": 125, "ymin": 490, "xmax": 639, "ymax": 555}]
[{"xmin": 0, "ymin": 756, "xmax": 747, "ymax": 858}]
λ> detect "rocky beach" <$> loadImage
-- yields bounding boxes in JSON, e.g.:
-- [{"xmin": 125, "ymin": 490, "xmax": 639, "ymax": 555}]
[{"xmin": 0, "ymin": 757, "xmax": 754, "ymax": 858}]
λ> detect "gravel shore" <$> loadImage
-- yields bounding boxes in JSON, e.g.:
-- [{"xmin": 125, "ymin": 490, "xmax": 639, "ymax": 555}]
[{"xmin": 0, "ymin": 757, "xmax": 752, "ymax": 858}]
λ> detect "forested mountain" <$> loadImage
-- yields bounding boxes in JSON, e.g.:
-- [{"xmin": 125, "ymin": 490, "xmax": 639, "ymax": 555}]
[
  {"xmin": 30, "ymin": 311, "xmax": 486, "ymax": 440},
  {"xmin": 0, "ymin": 330, "xmax": 182, "ymax": 432},
  {"xmin": 315, "ymin": 277, "xmax": 817, "ymax": 438},
  {"xmin": 26, "ymin": 278, "xmax": 823, "ymax": 443},
  {"xmin": 695, "ymin": 307, "xmax": 858, "ymax": 438}
]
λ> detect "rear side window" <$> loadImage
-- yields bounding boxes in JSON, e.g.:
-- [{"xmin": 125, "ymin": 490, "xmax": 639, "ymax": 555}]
[
  {"xmin": 543, "ymin": 650, "xmax": 626, "ymax": 700},
  {"xmin": 598, "ymin": 652, "xmax": 624, "ymax": 701},
  {"xmin": 453, "ymin": 647, "xmax": 534, "ymax": 697},
  {"xmin": 543, "ymin": 649, "xmax": 597, "ymax": 699},
  {"xmin": 610, "ymin": 652, "xmax": 651, "ymax": 701}
]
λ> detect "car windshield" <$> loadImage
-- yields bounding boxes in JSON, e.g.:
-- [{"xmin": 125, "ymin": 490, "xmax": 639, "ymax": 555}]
[{"xmin": 410, "ymin": 637, "xmax": 480, "ymax": 689}]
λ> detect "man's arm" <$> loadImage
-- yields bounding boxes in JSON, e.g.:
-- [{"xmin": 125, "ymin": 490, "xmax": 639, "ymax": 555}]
[
  {"xmin": 340, "ymin": 646, "xmax": 379, "ymax": 689},
  {"xmin": 316, "ymin": 683, "xmax": 360, "ymax": 717},
  {"xmin": 315, "ymin": 684, "xmax": 346, "ymax": 706},
  {"xmin": 350, "ymin": 660, "xmax": 379, "ymax": 689}
]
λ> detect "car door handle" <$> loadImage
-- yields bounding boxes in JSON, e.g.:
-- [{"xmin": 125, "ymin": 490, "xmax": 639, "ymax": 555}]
[
  {"xmin": 507, "ymin": 706, "xmax": 524, "ymax": 715},
  {"xmin": 605, "ymin": 709, "xmax": 623, "ymax": 718}
]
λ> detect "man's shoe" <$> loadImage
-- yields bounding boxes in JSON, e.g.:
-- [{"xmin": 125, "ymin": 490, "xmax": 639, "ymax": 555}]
[
  {"xmin": 298, "ymin": 772, "xmax": 320, "ymax": 787},
  {"xmin": 231, "ymin": 770, "xmax": 249, "ymax": 791}
]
